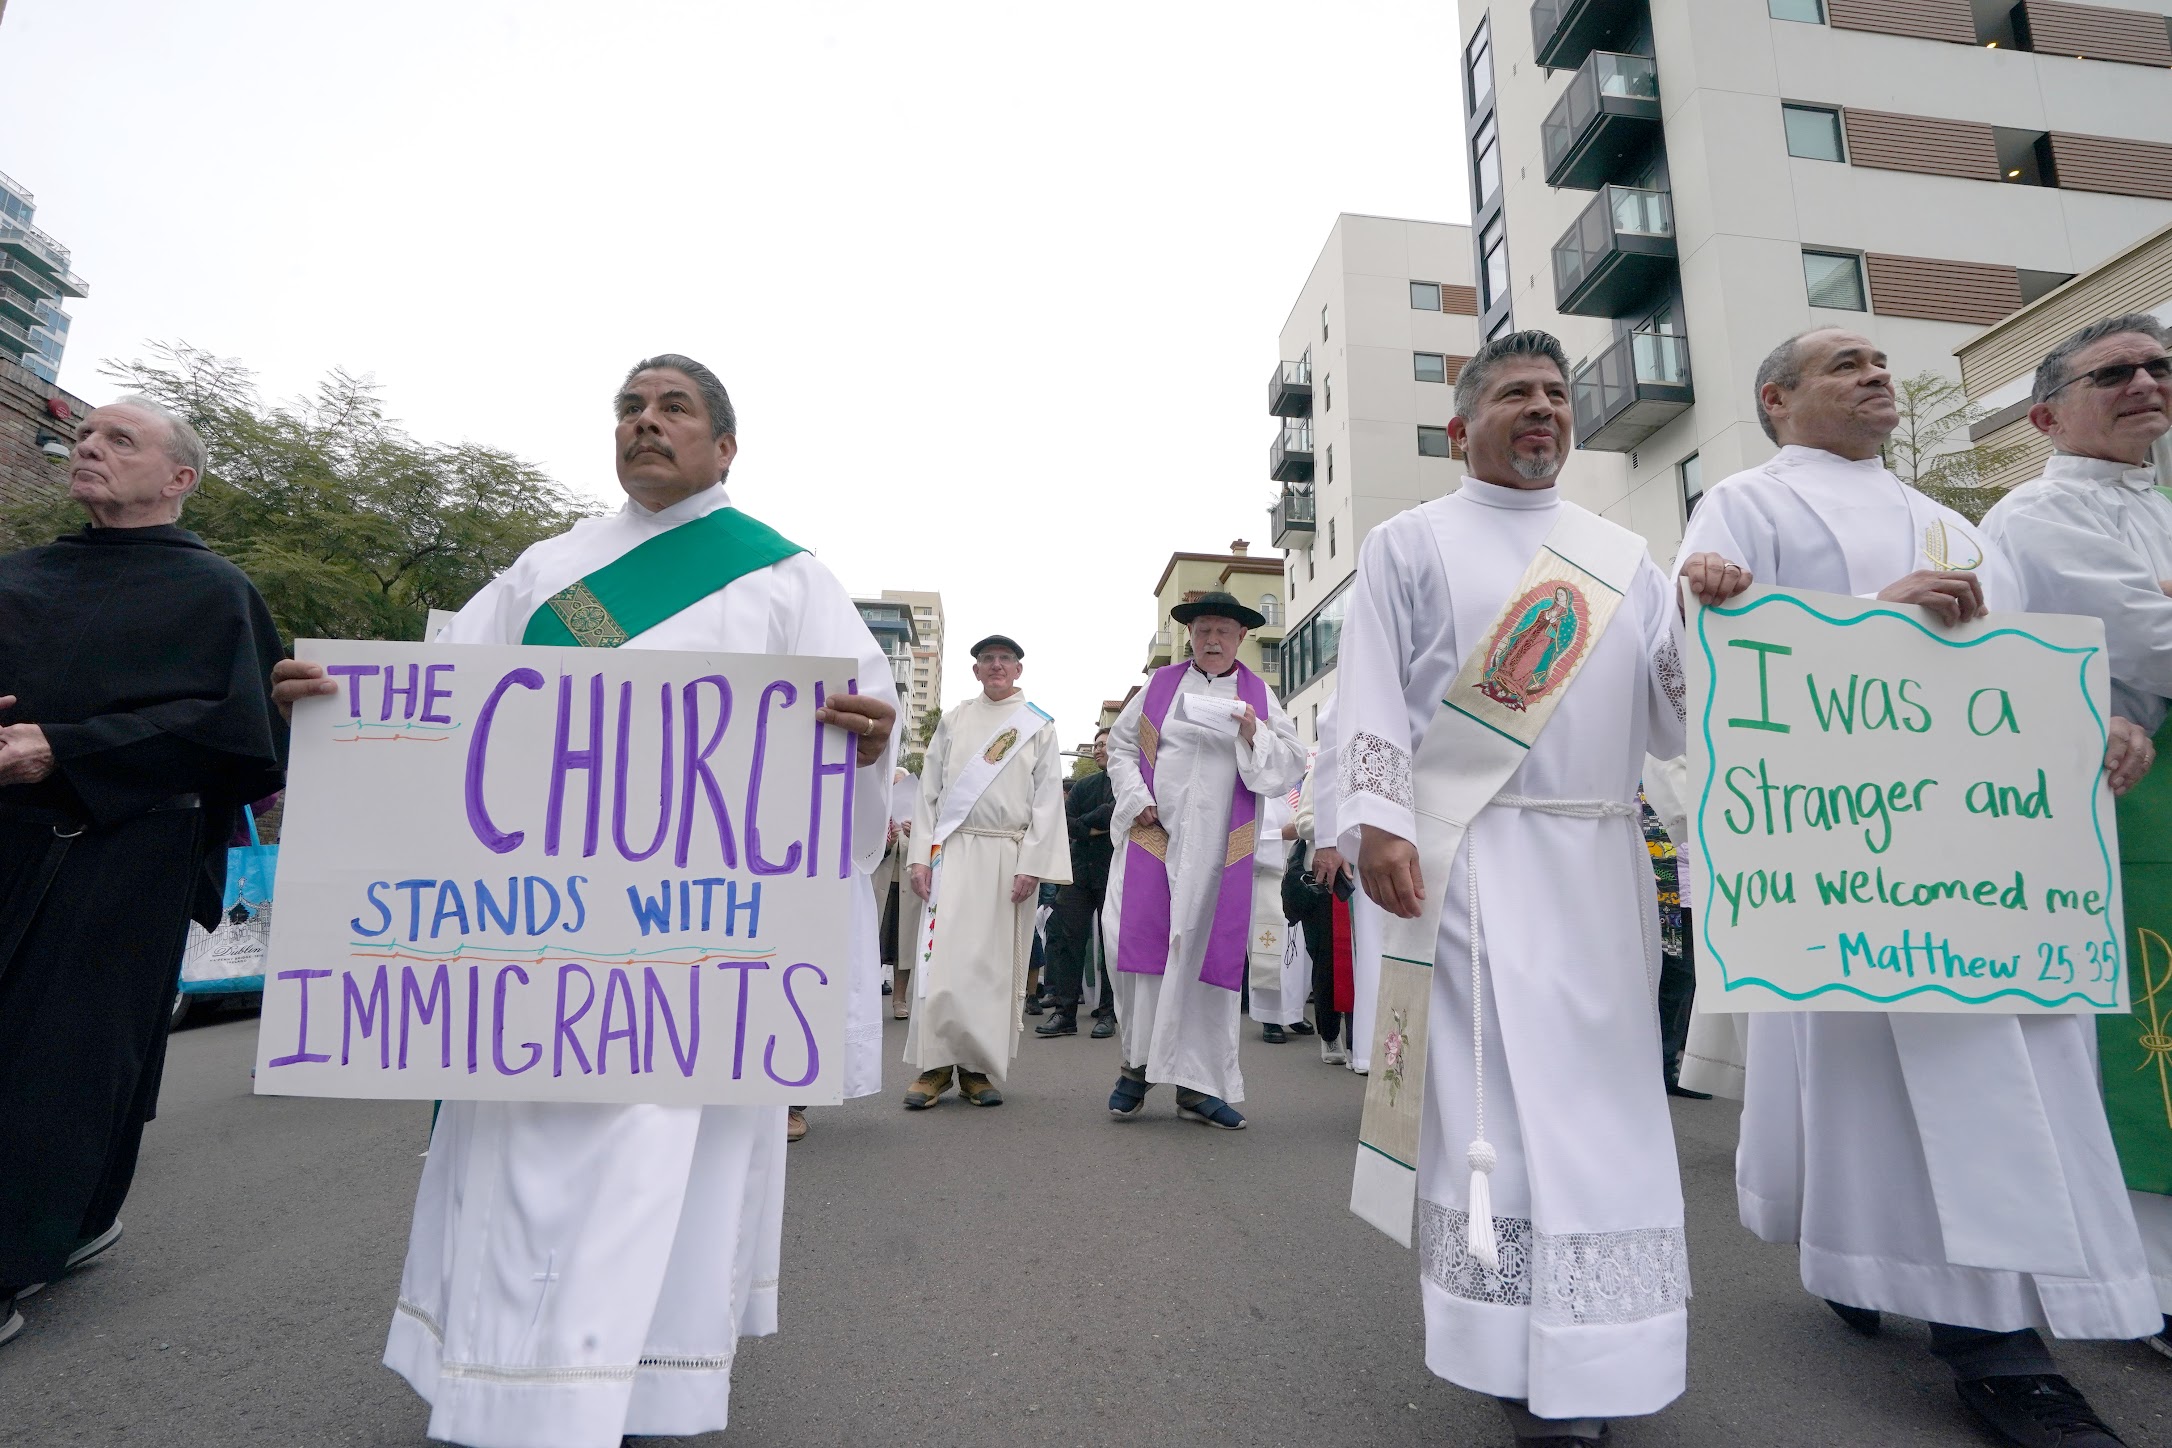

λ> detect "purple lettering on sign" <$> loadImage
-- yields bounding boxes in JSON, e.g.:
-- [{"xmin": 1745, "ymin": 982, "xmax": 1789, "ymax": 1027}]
[
  {"xmin": 597, "ymin": 968, "xmax": 640, "ymax": 1075},
  {"xmin": 546, "ymin": 672, "xmax": 605, "ymax": 859},
  {"xmin": 764, "ymin": 961, "xmax": 826, "ymax": 1089},
  {"xmin": 613, "ymin": 680, "xmax": 674, "ymax": 862},
  {"xmin": 553, "ymin": 963, "xmax": 597, "ymax": 1077},
  {"xmin": 342, "ymin": 963, "xmax": 391, "ymax": 1068},
  {"xmin": 383, "ymin": 662, "xmax": 420, "ymax": 722},
  {"xmin": 400, "ymin": 962, "xmax": 453, "ymax": 1069},
  {"xmin": 713, "ymin": 958, "xmax": 772, "ymax": 1080},
  {"xmin": 493, "ymin": 965, "xmax": 541, "ymax": 1075},
  {"xmin": 807, "ymin": 678, "xmax": 860, "ymax": 881},
  {"xmin": 325, "ymin": 663, "xmax": 379, "ymax": 717},
  {"xmin": 467, "ymin": 667, "xmax": 543, "ymax": 854},
  {"xmin": 643, "ymin": 964, "xmax": 701, "ymax": 1077},
  {"xmin": 421, "ymin": 663, "xmax": 456, "ymax": 724},
  {"xmin": 747, "ymin": 680, "xmax": 803, "ymax": 876},
  {"xmin": 676, "ymin": 675, "xmax": 736, "ymax": 870},
  {"xmin": 268, "ymin": 968, "xmax": 334, "ymax": 1066}
]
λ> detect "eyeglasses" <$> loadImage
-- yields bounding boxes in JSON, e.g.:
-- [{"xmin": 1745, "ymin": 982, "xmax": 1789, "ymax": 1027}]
[{"xmin": 2048, "ymin": 355, "xmax": 2172, "ymax": 397}]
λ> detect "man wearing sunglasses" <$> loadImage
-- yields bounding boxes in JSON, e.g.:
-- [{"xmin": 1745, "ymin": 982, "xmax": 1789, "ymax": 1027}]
[{"xmin": 1982, "ymin": 312, "xmax": 2172, "ymax": 1368}]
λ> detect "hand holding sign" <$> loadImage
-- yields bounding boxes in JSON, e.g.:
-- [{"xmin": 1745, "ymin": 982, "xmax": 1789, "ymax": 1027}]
[{"xmin": 1875, "ymin": 569, "xmax": 1986, "ymax": 628}]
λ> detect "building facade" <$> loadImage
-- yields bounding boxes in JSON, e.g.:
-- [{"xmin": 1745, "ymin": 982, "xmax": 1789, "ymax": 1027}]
[
  {"xmin": 1461, "ymin": 0, "xmax": 2172, "ymax": 562},
  {"xmin": 0, "ymin": 170, "xmax": 86, "ymax": 385},
  {"xmin": 1270, "ymin": 212, "xmax": 1481, "ymax": 742},
  {"xmin": 1141, "ymin": 540, "xmax": 1288, "ymax": 686},
  {"xmin": 0, "ymin": 355, "xmax": 87, "ymax": 512},
  {"xmin": 852, "ymin": 597, "xmax": 920, "ymax": 696},
  {"xmin": 880, "ymin": 588, "xmax": 946, "ymax": 722}
]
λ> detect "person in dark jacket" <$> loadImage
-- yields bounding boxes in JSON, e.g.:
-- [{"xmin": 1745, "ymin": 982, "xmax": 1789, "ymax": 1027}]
[{"xmin": 1037, "ymin": 728, "xmax": 1115, "ymax": 1038}]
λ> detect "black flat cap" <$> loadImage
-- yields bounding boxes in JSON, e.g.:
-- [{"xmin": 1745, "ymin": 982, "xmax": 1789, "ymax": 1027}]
[
  {"xmin": 970, "ymin": 634, "xmax": 1025, "ymax": 659},
  {"xmin": 1170, "ymin": 591, "xmax": 1266, "ymax": 629}
]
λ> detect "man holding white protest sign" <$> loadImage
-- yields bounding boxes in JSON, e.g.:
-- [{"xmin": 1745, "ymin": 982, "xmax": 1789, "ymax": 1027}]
[
  {"xmin": 900, "ymin": 634, "xmax": 1068, "ymax": 1109},
  {"xmin": 271, "ymin": 353, "xmax": 896, "ymax": 1448},
  {"xmin": 1678, "ymin": 326, "xmax": 2157, "ymax": 1448},
  {"xmin": 1335, "ymin": 331, "xmax": 1691, "ymax": 1447},
  {"xmin": 1980, "ymin": 312, "xmax": 2172, "ymax": 1360}
]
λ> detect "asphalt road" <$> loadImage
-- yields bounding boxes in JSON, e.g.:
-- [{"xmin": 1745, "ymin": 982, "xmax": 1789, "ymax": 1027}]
[{"xmin": 6, "ymin": 1006, "xmax": 2167, "ymax": 1448}]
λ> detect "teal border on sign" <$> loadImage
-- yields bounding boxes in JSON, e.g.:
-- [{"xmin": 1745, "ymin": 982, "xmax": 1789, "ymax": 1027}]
[{"xmin": 1692, "ymin": 591, "xmax": 2118, "ymax": 1009}]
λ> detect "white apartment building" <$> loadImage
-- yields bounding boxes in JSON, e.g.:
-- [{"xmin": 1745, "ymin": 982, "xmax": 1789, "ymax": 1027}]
[
  {"xmin": 881, "ymin": 588, "xmax": 946, "ymax": 722},
  {"xmin": 1461, "ymin": 0, "xmax": 2172, "ymax": 562},
  {"xmin": 1270, "ymin": 213, "xmax": 1481, "ymax": 743}
]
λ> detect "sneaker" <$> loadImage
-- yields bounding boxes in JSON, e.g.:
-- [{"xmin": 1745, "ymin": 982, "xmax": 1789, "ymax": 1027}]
[
  {"xmin": 67, "ymin": 1221, "xmax": 123, "ymax": 1271},
  {"xmin": 902, "ymin": 1066, "xmax": 953, "ymax": 1109},
  {"xmin": 786, "ymin": 1107, "xmax": 809, "ymax": 1143},
  {"xmin": 1176, "ymin": 1094, "xmax": 1247, "ymax": 1130},
  {"xmin": 1320, "ymin": 1038, "xmax": 1349, "ymax": 1066},
  {"xmin": 956, "ymin": 1069, "xmax": 1003, "ymax": 1107},
  {"xmin": 1955, "ymin": 1374, "xmax": 2127, "ymax": 1447}
]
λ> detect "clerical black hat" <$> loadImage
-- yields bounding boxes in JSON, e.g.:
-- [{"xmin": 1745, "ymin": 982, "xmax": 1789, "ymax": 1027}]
[
  {"xmin": 970, "ymin": 634, "xmax": 1025, "ymax": 660},
  {"xmin": 1170, "ymin": 591, "xmax": 1266, "ymax": 629}
]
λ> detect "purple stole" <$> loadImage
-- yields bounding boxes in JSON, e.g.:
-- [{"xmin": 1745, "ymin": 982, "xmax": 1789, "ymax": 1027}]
[{"xmin": 1115, "ymin": 661, "xmax": 1271, "ymax": 991}]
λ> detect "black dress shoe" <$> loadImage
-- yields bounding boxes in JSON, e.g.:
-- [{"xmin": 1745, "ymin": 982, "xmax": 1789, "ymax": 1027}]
[
  {"xmin": 1825, "ymin": 1299, "xmax": 1883, "ymax": 1336},
  {"xmin": 1035, "ymin": 1012, "xmax": 1078, "ymax": 1037},
  {"xmin": 1287, "ymin": 1019, "xmax": 1316, "ymax": 1036},
  {"xmin": 1022, "ymin": 997, "xmax": 1043, "ymax": 1016},
  {"xmin": 1261, "ymin": 1023, "xmax": 1288, "ymax": 1044},
  {"xmin": 1090, "ymin": 1016, "xmax": 1115, "ymax": 1038},
  {"xmin": 1665, "ymin": 1082, "xmax": 1713, "ymax": 1100},
  {"xmin": 1955, "ymin": 1374, "xmax": 2127, "ymax": 1446}
]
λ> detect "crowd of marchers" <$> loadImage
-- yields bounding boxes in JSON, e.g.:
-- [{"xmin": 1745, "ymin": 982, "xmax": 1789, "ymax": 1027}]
[{"xmin": 3, "ymin": 320, "xmax": 2170, "ymax": 1448}]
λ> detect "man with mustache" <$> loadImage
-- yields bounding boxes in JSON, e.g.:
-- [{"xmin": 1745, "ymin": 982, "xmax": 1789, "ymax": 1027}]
[
  {"xmin": 1979, "ymin": 313, "xmax": 2172, "ymax": 1364},
  {"xmin": 1334, "ymin": 330, "xmax": 1692, "ymax": 1445},
  {"xmin": 1678, "ymin": 327, "xmax": 2156, "ymax": 1448},
  {"xmin": 1103, "ymin": 592, "xmax": 1304, "ymax": 1129},
  {"xmin": 273, "ymin": 353, "xmax": 897, "ymax": 1448}
]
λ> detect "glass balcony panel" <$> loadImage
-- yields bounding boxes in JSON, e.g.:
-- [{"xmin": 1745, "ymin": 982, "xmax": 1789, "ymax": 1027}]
[{"xmin": 1540, "ymin": 52, "xmax": 1663, "ymax": 189}]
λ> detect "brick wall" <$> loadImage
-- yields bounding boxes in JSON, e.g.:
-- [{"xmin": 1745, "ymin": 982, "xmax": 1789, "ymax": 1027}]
[{"xmin": 0, "ymin": 356, "xmax": 87, "ymax": 510}]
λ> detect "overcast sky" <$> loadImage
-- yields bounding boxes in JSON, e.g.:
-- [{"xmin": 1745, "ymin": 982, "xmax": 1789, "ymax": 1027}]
[{"xmin": 1, "ymin": 0, "xmax": 1470, "ymax": 749}]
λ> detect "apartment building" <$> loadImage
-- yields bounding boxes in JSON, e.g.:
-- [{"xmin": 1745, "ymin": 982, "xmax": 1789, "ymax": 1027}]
[
  {"xmin": 1141, "ymin": 540, "xmax": 1287, "ymax": 683},
  {"xmin": 1461, "ymin": 0, "xmax": 2172, "ymax": 563},
  {"xmin": 852, "ymin": 597, "xmax": 920, "ymax": 697},
  {"xmin": 0, "ymin": 170, "xmax": 86, "ymax": 385},
  {"xmin": 880, "ymin": 589, "xmax": 946, "ymax": 721},
  {"xmin": 1269, "ymin": 213, "xmax": 1481, "ymax": 742}
]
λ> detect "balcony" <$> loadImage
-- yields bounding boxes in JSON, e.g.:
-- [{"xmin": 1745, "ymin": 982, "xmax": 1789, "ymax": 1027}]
[
  {"xmin": 1553, "ymin": 185, "xmax": 1677, "ymax": 318},
  {"xmin": 1148, "ymin": 627, "xmax": 1176, "ymax": 667},
  {"xmin": 1270, "ymin": 420, "xmax": 1314, "ymax": 483},
  {"xmin": 1531, "ymin": 0, "xmax": 1642, "ymax": 73},
  {"xmin": 1268, "ymin": 358, "xmax": 1313, "ymax": 418},
  {"xmin": 0, "ymin": 284, "xmax": 35, "ymax": 329},
  {"xmin": 0, "ymin": 312, "xmax": 30, "ymax": 351},
  {"xmin": 1573, "ymin": 331, "xmax": 1694, "ymax": 453},
  {"xmin": 0, "ymin": 226, "xmax": 87, "ymax": 297},
  {"xmin": 1541, "ymin": 52, "xmax": 1661, "ymax": 190},
  {"xmin": 1271, "ymin": 483, "xmax": 1317, "ymax": 547}
]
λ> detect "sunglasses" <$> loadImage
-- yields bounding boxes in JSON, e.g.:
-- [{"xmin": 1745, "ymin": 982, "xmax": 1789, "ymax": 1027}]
[{"xmin": 2049, "ymin": 355, "xmax": 2172, "ymax": 397}]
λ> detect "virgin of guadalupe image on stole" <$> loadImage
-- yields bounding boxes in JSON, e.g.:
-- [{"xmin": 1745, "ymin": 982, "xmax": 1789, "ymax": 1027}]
[{"xmin": 1479, "ymin": 582, "xmax": 1589, "ymax": 712}]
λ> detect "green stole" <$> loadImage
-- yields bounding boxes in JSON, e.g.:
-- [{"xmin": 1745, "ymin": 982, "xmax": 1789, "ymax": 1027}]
[
  {"xmin": 521, "ymin": 505, "xmax": 805, "ymax": 647},
  {"xmin": 2107, "ymin": 716, "xmax": 2172, "ymax": 1195}
]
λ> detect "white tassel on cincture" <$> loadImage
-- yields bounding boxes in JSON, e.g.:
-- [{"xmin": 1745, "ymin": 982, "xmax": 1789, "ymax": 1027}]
[{"xmin": 1466, "ymin": 1138, "xmax": 1499, "ymax": 1270}]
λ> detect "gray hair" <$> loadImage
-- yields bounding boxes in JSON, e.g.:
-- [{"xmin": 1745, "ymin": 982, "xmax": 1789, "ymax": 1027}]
[
  {"xmin": 1752, "ymin": 331, "xmax": 1818, "ymax": 444},
  {"xmin": 107, "ymin": 393, "xmax": 207, "ymax": 500},
  {"xmin": 620, "ymin": 353, "xmax": 736, "ymax": 438},
  {"xmin": 2032, "ymin": 312, "xmax": 2172, "ymax": 404},
  {"xmin": 1452, "ymin": 330, "xmax": 1573, "ymax": 419}
]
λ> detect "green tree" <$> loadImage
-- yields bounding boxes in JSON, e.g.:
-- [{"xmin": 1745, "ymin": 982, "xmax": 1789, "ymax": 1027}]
[
  {"xmin": 1068, "ymin": 753, "xmax": 1103, "ymax": 781},
  {"xmin": 1886, "ymin": 370, "xmax": 2028, "ymax": 524},
  {"xmin": 1, "ymin": 342, "xmax": 597, "ymax": 642}
]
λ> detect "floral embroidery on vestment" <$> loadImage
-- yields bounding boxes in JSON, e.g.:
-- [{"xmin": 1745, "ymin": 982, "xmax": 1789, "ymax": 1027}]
[{"xmin": 1343, "ymin": 730, "xmax": 1413, "ymax": 810}]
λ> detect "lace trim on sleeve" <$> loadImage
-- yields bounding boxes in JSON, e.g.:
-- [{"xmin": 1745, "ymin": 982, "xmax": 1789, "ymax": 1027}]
[
  {"xmin": 1341, "ymin": 729, "xmax": 1414, "ymax": 811},
  {"xmin": 1653, "ymin": 636, "xmax": 1687, "ymax": 723},
  {"xmin": 1420, "ymin": 1201, "xmax": 1689, "ymax": 1326}
]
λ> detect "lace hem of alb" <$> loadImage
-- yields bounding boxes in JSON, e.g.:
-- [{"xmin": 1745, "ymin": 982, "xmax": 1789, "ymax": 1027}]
[
  {"xmin": 1418, "ymin": 1200, "xmax": 1689, "ymax": 1326},
  {"xmin": 1342, "ymin": 729, "xmax": 1414, "ymax": 810}
]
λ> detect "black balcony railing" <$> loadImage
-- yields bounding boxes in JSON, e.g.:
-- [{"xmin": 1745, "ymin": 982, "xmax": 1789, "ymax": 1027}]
[
  {"xmin": 1270, "ymin": 421, "xmax": 1315, "ymax": 483},
  {"xmin": 1271, "ymin": 484, "xmax": 1317, "ymax": 546},
  {"xmin": 1541, "ymin": 52, "xmax": 1661, "ymax": 190},
  {"xmin": 1531, "ymin": 0, "xmax": 1641, "ymax": 73},
  {"xmin": 1553, "ymin": 185, "xmax": 1677, "ymax": 318},
  {"xmin": 1573, "ymin": 330, "xmax": 1694, "ymax": 453},
  {"xmin": 1268, "ymin": 358, "xmax": 1313, "ymax": 418}
]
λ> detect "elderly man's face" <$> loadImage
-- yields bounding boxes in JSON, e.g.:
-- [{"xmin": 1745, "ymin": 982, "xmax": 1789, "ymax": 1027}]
[
  {"xmin": 69, "ymin": 404, "xmax": 195, "ymax": 524},
  {"xmin": 1765, "ymin": 330, "xmax": 1897, "ymax": 458},
  {"xmin": 973, "ymin": 647, "xmax": 1022, "ymax": 696},
  {"xmin": 1187, "ymin": 616, "xmax": 1246, "ymax": 673},
  {"xmin": 2031, "ymin": 331, "xmax": 2172, "ymax": 466},
  {"xmin": 614, "ymin": 368, "xmax": 738, "ymax": 509}
]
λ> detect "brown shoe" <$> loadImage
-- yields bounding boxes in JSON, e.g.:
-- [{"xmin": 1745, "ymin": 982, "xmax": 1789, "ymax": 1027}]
[
  {"xmin": 786, "ymin": 1107, "xmax": 809, "ymax": 1143},
  {"xmin": 893, "ymin": 970, "xmax": 912, "ymax": 1019},
  {"xmin": 903, "ymin": 1065, "xmax": 953, "ymax": 1109},
  {"xmin": 957, "ymin": 1069, "xmax": 1004, "ymax": 1107}
]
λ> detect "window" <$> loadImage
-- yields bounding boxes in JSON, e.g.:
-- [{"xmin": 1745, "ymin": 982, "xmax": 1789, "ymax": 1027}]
[
  {"xmin": 1480, "ymin": 217, "xmax": 1509, "ymax": 311},
  {"xmin": 1283, "ymin": 578, "xmax": 1355, "ymax": 695},
  {"xmin": 1802, "ymin": 249, "xmax": 1867, "ymax": 310},
  {"xmin": 1325, "ymin": 444, "xmax": 1334, "ymax": 482},
  {"xmin": 1414, "ymin": 352, "xmax": 1448, "ymax": 383},
  {"xmin": 1322, "ymin": 304, "xmax": 1330, "ymax": 341},
  {"xmin": 1467, "ymin": 20, "xmax": 1494, "ymax": 115},
  {"xmin": 1488, "ymin": 314, "xmax": 1515, "ymax": 343},
  {"xmin": 1418, "ymin": 425, "xmax": 1453, "ymax": 457},
  {"xmin": 1680, "ymin": 453, "xmax": 1705, "ymax": 516},
  {"xmin": 1473, "ymin": 115, "xmax": 1501, "ymax": 204},
  {"xmin": 1783, "ymin": 105, "xmax": 1844, "ymax": 161},
  {"xmin": 1323, "ymin": 375, "xmax": 1332, "ymax": 412},
  {"xmin": 1308, "ymin": 551, "xmax": 1316, "ymax": 581},
  {"xmin": 1768, "ymin": 0, "xmax": 1823, "ymax": 21},
  {"xmin": 1259, "ymin": 593, "xmax": 1282, "ymax": 626},
  {"xmin": 1329, "ymin": 519, "xmax": 1337, "ymax": 557},
  {"xmin": 1410, "ymin": 280, "xmax": 1443, "ymax": 311}
]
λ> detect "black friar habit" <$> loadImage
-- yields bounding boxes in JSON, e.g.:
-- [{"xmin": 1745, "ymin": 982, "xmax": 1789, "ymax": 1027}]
[{"xmin": 0, "ymin": 523, "xmax": 285, "ymax": 1292}]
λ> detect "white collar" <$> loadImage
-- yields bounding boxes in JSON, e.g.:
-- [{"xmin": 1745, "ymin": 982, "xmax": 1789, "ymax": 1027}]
[
  {"xmin": 1770, "ymin": 443, "xmax": 1891, "ymax": 477},
  {"xmin": 622, "ymin": 482, "xmax": 733, "ymax": 526},
  {"xmin": 2044, "ymin": 450, "xmax": 2159, "ymax": 493},
  {"xmin": 1457, "ymin": 477, "xmax": 1559, "ymax": 511}
]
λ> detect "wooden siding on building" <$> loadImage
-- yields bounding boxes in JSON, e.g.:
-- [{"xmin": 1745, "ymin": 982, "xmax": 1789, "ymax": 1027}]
[
  {"xmin": 1973, "ymin": 414, "xmax": 2055, "ymax": 493},
  {"xmin": 2048, "ymin": 132, "xmax": 2172, "ymax": 200},
  {"xmin": 1865, "ymin": 252, "xmax": 2024, "ymax": 325},
  {"xmin": 1442, "ymin": 354, "xmax": 1471, "ymax": 383},
  {"xmin": 1842, "ymin": 108, "xmax": 2000, "ymax": 181},
  {"xmin": 1828, "ymin": 0, "xmax": 1977, "ymax": 45},
  {"xmin": 1958, "ymin": 223, "xmax": 2172, "ymax": 393},
  {"xmin": 1441, "ymin": 284, "xmax": 1480, "ymax": 316},
  {"xmin": 2019, "ymin": 0, "xmax": 2172, "ymax": 67}
]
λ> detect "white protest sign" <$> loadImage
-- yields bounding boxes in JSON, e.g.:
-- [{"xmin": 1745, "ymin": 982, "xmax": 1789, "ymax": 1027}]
[
  {"xmin": 1686, "ymin": 585, "xmax": 2127, "ymax": 1014},
  {"xmin": 254, "ymin": 640, "xmax": 863, "ymax": 1104}
]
